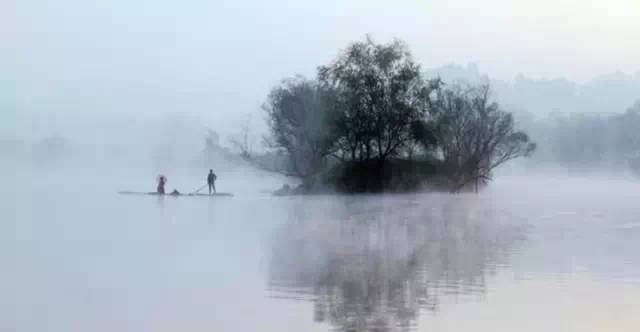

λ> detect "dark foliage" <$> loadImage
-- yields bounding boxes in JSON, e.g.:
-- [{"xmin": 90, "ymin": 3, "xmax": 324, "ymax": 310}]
[
  {"xmin": 430, "ymin": 84, "xmax": 536, "ymax": 191},
  {"xmin": 263, "ymin": 37, "xmax": 535, "ymax": 193},
  {"xmin": 263, "ymin": 76, "xmax": 338, "ymax": 178},
  {"xmin": 325, "ymin": 158, "xmax": 441, "ymax": 193},
  {"xmin": 318, "ymin": 37, "xmax": 440, "ymax": 162}
]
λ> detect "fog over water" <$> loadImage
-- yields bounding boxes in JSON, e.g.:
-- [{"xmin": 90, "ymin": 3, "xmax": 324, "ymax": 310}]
[
  {"xmin": 4, "ymin": 163, "xmax": 640, "ymax": 331},
  {"xmin": 5, "ymin": 0, "xmax": 640, "ymax": 331}
]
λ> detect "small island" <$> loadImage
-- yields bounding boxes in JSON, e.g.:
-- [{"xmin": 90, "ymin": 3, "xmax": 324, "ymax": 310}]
[{"xmin": 258, "ymin": 37, "xmax": 536, "ymax": 194}]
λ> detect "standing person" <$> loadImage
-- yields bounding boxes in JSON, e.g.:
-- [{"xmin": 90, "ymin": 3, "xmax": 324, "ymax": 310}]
[
  {"xmin": 207, "ymin": 169, "xmax": 217, "ymax": 194},
  {"xmin": 157, "ymin": 175, "xmax": 167, "ymax": 194}
]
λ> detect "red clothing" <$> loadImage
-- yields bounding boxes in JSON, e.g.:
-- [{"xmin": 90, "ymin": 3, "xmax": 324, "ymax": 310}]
[{"xmin": 157, "ymin": 176, "xmax": 166, "ymax": 194}]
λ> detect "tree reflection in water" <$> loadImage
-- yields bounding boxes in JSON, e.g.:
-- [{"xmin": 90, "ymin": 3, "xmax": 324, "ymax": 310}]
[{"xmin": 268, "ymin": 195, "xmax": 529, "ymax": 332}]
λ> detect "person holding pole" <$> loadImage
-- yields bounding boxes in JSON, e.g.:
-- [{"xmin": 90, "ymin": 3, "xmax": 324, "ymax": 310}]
[{"xmin": 207, "ymin": 169, "xmax": 217, "ymax": 194}]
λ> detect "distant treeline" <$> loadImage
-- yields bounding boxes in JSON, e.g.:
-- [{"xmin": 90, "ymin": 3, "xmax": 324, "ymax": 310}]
[
  {"xmin": 260, "ymin": 37, "xmax": 535, "ymax": 193},
  {"xmin": 517, "ymin": 101, "xmax": 640, "ymax": 174},
  {"xmin": 426, "ymin": 64, "xmax": 640, "ymax": 118}
]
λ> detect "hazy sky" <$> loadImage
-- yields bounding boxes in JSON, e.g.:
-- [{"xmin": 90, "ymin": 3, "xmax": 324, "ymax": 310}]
[{"xmin": 3, "ymin": 0, "xmax": 640, "ymax": 139}]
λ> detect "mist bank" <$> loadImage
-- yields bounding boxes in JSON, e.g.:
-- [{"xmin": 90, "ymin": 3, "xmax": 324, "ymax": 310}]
[
  {"xmin": 12, "ymin": 63, "xmax": 638, "ymax": 147},
  {"xmin": 514, "ymin": 101, "xmax": 640, "ymax": 176},
  {"xmin": 2, "ymin": 111, "xmax": 258, "ymax": 175},
  {"xmin": 430, "ymin": 63, "xmax": 640, "ymax": 175},
  {"xmin": 5, "ymin": 37, "xmax": 638, "ymax": 192},
  {"xmin": 428, "ymin": 63, "xmax": 640, "ymax": 117}
]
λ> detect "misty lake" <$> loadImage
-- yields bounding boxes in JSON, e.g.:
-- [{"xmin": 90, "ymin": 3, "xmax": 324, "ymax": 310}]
[{"xmin": 5, "ymin": 168, "xmax": 640, "ymax": 331}]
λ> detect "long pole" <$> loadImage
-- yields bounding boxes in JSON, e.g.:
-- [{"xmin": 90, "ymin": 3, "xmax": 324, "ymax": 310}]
[{"xmin": 190, "ymin": 184, "xmax": 207, "ymax": 194}]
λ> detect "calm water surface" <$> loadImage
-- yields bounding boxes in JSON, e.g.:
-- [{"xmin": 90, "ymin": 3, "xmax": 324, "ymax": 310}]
[{"xmin": 5, "ymin": 169, "xmax": 640, "ymax": 331}]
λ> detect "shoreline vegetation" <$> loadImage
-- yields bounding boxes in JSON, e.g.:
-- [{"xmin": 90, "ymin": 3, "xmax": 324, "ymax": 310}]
[
  {"xmin": 10, "ymin": 37, "xmax": 639, "ymax": 193},
  {"xmin": 256, "ymin": 37, "xmax": 536, "ymax": 194}
]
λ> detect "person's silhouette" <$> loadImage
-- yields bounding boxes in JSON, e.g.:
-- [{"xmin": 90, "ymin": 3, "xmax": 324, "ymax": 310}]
[{"xmin": 207, "ymin": 170, "xmax": 217, "ymax": 194}]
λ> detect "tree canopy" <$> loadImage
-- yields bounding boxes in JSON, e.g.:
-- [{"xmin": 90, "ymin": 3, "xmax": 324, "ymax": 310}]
[
  {"xmin": 318, "ymin": 37, "xmax": 439, "ymax": 162},
  {"xmin": 263, "ymin": 76, "xmax": 337, "ymax": 178},
  {"xmin": 430, "ymin": 84, "xmax": 536, "ymax": 191},
  {"xmin": 262, "ymin": 37, "xmax": 536, "ymax": 192}
]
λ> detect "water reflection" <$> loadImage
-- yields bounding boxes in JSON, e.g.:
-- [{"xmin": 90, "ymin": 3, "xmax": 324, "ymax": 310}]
[{"xmin": 268, "ymin": 196, "xmax": 529, "ymax": 332}]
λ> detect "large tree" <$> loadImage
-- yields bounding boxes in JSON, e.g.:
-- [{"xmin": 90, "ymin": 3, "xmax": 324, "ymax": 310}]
[
  {"xmin": 430, "ymin": 84, "xmax": 536, "ymax": 192},
  {"xmin": 318, "ymin": 37, "xmax": 437, "ymax": 163},
  {"xmin": 263, "ymin": 76, "xmax": 338, "ymax": 178},
  {"xmin": 262, "ymin": 37, "xmax": 537, "ymax": 193}
]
